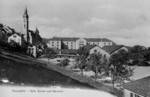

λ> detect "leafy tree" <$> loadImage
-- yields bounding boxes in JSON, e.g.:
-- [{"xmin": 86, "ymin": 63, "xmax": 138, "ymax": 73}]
[
  {"xmin": 59, "ymin": 58, "xmax": 70, "ymax": 67},
  {"xmin": 43, "ymin": 48, "xmax": 56, "ymax": 62},
  {"xmin": 88, "ymin": 53, "xmax": 105, "ymax": 81},
  {"xmin": 143, "ymin": 47, "xmax": 150, "ymax": 62},
  {"xmin": 109, "ymin": 49, "xmax": 133, "ymax": 88},
  {"xmin": 129, "ymin": 45, "xmax": 146, "ymax": 66},
  {"xmin": 77, "ymin": 47, "xmax": 89, "ymax": 57},
  {"xmin": 101, "ymin": 56, "xmax": 110, "ymax": 76},
  {"xmin": 76, "ymin": 47, "xmax": 89, "ymax": 76},
  {"xmin": 76, "ymin": 55, "xmax": 88, "ymax": 76}
]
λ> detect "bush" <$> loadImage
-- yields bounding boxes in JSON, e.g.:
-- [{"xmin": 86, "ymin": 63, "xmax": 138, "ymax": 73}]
[{"xmin": 58, "ymin": 58, "xmax": 70, "ymax": 67}]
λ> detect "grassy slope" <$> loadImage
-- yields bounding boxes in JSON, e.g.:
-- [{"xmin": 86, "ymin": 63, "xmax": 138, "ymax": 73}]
[
  {"xmin": 0, "ymin": 48, "xmax": 123, "ymax": 97},
  {"xmin": 0, "ymin": 56, "xmax": 95, "ymax": 89}
]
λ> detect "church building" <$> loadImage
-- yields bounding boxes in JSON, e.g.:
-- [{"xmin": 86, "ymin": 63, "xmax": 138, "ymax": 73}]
[{"xmin": 23, "ymin": 7, "xmax": 43, "ymax": 57}]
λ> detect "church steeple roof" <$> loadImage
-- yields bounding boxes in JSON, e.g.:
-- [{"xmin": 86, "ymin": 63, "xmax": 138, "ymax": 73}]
[
  {"xmin": 35, "ymin": 27, "xmax": 39, "ymax": 35},
  {"xmin": 23, "ymin": 7, "xmax": 29, "ymax": 18}
]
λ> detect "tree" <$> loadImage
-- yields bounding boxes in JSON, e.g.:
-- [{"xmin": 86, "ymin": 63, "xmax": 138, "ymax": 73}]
[
  {"xmin": 44, "ymin": 48, "xmax": 56, "ymax": 62},
  {"xmin": 59, "ymin": 58, "xmax": 70, "ymax": 67},
  {"xmin": 76, "ymin": 47, "xmax": 89, "ymax": 76},
  {"xmin": 76, "ymin": 55, "xmax": 87, "ymax": 76},
  {"xmin": 89, "ymin": 53, "xmax": 105, "ymax": 81},
  {"xmin": 143, "ymin": 47, "xmax": 150, "ymax": 62},
  {"xmin": 101, "ymin": 55, "xmax": 110, "ymax": 76},
  {"xmin": 129, "ymin": 45, "xmax": 146, "ymax": 66},
  {"xmin": 109, "ymin": 49, "xmax": 133, "ymax": 89}
]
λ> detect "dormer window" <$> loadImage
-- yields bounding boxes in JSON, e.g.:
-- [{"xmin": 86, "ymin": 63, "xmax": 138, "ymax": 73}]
[{"xmin": 13, "ymin": 35, "xmax": 16, "ymax": 38}]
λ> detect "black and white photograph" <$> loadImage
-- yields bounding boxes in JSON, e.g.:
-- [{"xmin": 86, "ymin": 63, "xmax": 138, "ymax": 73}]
[{"xmin": 0, "ymin": 0, "xmax": 150, "ymax": 97}]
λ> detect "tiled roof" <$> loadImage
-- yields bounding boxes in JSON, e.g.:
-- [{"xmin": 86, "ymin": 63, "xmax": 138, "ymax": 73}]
[
  {"xmin": 102, "ymin": 38, "xmax": 113, "ymax": 42},
  {"xmin": 123, "ymin": 76, "xmax": 150, "ymax": 97},
  {"xmin": 48, "ymin": 37, "xmax": 62, "ymax": 41},
  {"xmin": 50, "ymin": 37, "xmax": 79, "ymax": 41},
  {"xmin": 102, "ymin": 45, "xmax": 124, "ymax": 54},
  {"xmin": 47, "ymin": 37, "xmax": 115, "ymax": 43},
  {"xmin": 10, "ymin": 33, "xmax": 21, "ymax": 36},
  {"xmin": 82, "ymin": 45, "xmax": 98, "ymax": 52},
  {"xmin": 42, "ymin": 38, "xmax": 50, "ymax": 43},
  {"xmin": 85, "ymin": 38, "xmax": 102, "ymax": 42},
  {"xmin": 55, "ymin": 49, "xmax": 78, "ymax": 55},
  {"xmin": 85, "ymin": 38, "xmax": 113, "ymax": 42}
]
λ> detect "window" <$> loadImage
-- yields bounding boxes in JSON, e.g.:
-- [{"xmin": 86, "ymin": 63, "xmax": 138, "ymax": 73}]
[
  {"xmin": 130, "ymin": 93, "xmax": 133, "ymax": 97},
  {"xmin": 104, "ymin": 54, "xmax": 106, "ymax": 58},
  {"xmin": 71, "ymin": 45, "xmax": 73, "ymax": 49},
  {"xmin": 135, "ymin": 94, "xmax": 140, "ymax": 97},
  {"xmin": 52, "ymin": 41, "xmax": 54, "ymax": 46},
  {"xmin": 94, "ymin": 49, "xmax": 97, "ymax": 53},
  {"xmin": 13, "ymin": 35, "xmax": 16, "ymax": 38}
]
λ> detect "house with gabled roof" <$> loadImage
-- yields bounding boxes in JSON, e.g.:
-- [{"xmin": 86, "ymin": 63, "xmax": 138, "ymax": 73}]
[
  {"xmin": 82, "ymin": 45, "xmax": 110, "ymax": 58},
  {"xmin": 123, "ymin": 76, "xmax": 150, "ymax": 97},
  {"xmin": 54, "ymin": 45, "xmax": 110, "ymax": 62},
  {"xmin": 102, "ymin": 45, "xmax": 128, "ymax": 55},
  {"xmin": 8, "ymin": 33, "xmax": 22, "ymax": 46}
]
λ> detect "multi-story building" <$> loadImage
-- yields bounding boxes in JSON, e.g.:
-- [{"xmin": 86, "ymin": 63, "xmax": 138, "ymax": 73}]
[
  {"xmin": 46, "ymin": 37, "xmax": 116, "ymax": 50},
  {"xmin": 47, "ymin": 38, "xmax": 62, "ymax": 49}
]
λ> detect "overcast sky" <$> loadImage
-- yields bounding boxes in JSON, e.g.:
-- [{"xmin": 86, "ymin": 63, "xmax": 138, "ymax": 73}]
[{"xmin": 0, "ymin": 0, "xmax": 150, "ymax": 47}]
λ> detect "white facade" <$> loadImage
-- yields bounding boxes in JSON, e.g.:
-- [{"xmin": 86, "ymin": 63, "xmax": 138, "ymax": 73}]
[
  {"xmin": 102, "ymin": 42, "xmax": 112, "ymax": 47},
  {"xmin": 8, "ymin": 33, "xmax": 22, "ymax": 45},
  {"xmin": 47, "ymin": 37, "xmax": 114, "ymax": 50},
  {"xmin": 124, "ymin": 89, "xmax": 144, "ymax": 97},
  {"xmin": 89, "ymin": 46, "xmax": 110, "ymax": 58},
  {"xmin": 76, "ymin": 38, "xmax": 87, "ymax": 49},
  {"xmin": 87, "ymin": 41, "xmax": 112, "ymax": 47},
  {"xmin": 29, "ymin": 32, "xmax": 32, "ymax": 44},
  {"xmin": 63, "ymin": 41, "xmax": 76, "ymax": 49},
  {"xmin": 27, "ymin": 46, "xmax": 36, "ymax": 57},
  {"xmin": 47, "ymin": 40, "xmax": 61, "ymax": 49}
]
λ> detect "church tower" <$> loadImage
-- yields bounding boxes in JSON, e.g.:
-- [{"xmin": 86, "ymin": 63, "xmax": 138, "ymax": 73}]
[{"xmin": 23, "ymin": 7, "xmax": 29, "ymax": 43}]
